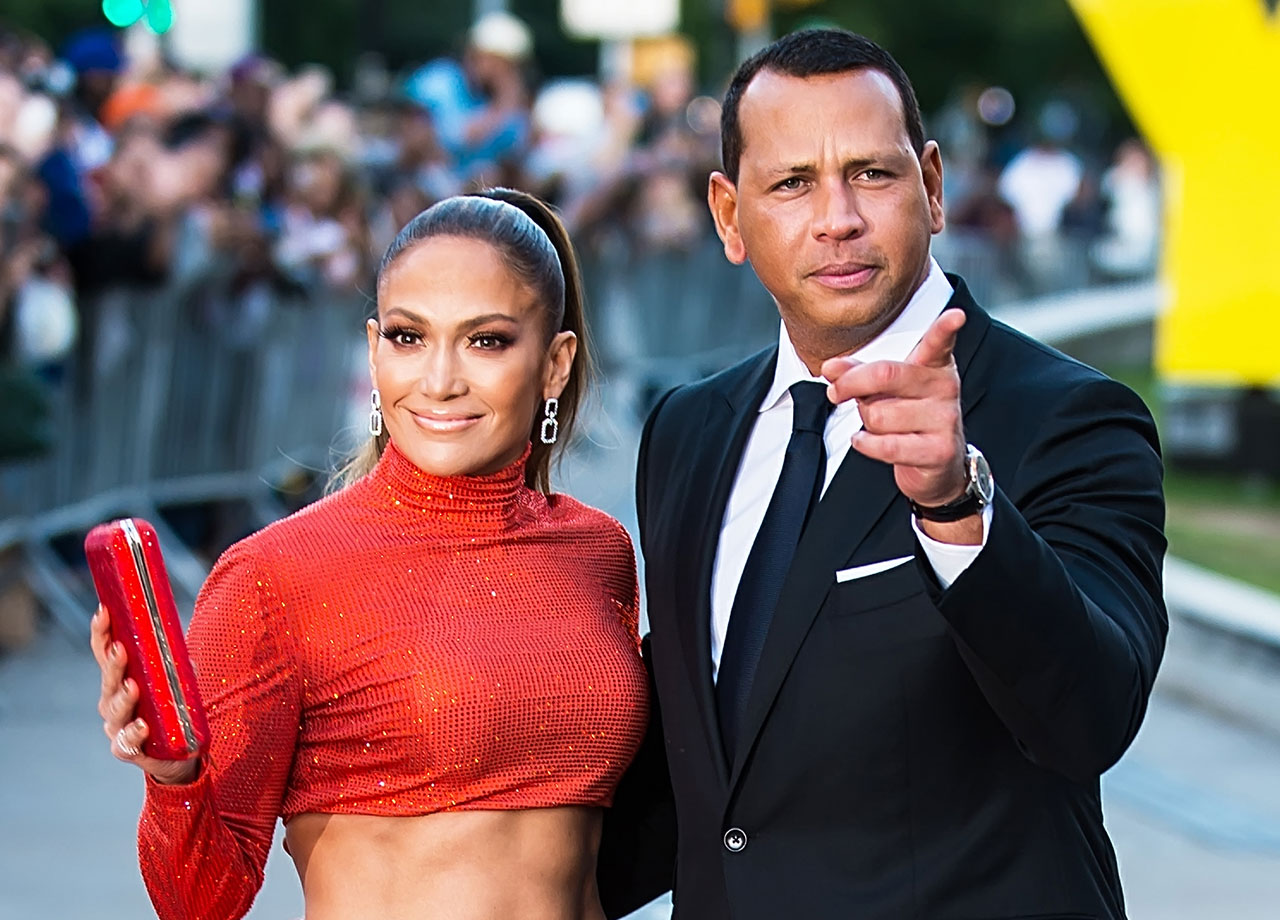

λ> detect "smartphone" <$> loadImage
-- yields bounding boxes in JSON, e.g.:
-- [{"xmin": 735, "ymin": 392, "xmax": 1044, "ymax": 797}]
[{"xmin": 85, "ymin": 518, "xmax": 209, "ymax": 760}]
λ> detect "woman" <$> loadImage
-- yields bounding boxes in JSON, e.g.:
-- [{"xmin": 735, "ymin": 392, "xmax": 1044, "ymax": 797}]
[{"xmin": 90, "ymin": 188, "xmax": 649, "ymax": 920}]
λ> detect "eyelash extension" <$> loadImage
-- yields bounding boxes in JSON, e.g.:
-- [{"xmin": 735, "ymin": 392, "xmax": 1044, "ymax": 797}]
[
  {"xmin": 469, "ymin": 331, "xmax": 514, "ymax": 348},
  {"xmin": 379, "ymin": 326, "xmax": 514, "ymax": 349},
  {"xmin": 379, "ymin": 324, "xmax": 419, "ymax": 343}
]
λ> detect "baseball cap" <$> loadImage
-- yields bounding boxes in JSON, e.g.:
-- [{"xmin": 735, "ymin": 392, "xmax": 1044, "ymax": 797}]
[{"xmin": 468, "ymin": 11, "xmax": 533, "ymax": 61}]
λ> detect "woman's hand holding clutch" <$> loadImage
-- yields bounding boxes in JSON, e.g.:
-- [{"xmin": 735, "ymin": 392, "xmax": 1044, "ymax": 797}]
[{"xmin": 90, "ymin": 605, "xmax": 201, "ymax": 786}]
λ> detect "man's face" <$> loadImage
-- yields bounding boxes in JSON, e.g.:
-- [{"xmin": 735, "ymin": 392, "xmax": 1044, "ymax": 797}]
[
  {"xmin": 709, "ymin": 69, "xmax": 944, "ymax": 365},
  {"xmin": 464, "ymin": 49, "xmax": 515, "ymax": 95}
]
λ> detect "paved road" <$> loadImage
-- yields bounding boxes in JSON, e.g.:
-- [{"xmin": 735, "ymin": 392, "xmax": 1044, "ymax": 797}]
[{"xmin": 3, "ymin": 386, "xmax": 1279, "ymax": 919}]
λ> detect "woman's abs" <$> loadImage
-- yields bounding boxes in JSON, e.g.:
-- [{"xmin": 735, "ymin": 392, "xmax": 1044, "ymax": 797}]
[{"xmin": 285, "ymin": 806, "xmax": 606, "ymax": 920}]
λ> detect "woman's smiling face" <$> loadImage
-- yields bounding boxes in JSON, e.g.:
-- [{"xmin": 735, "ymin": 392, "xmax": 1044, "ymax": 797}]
[{"xmin": 367, "ymin": 234, "xmax": 575, "ymax": 479}]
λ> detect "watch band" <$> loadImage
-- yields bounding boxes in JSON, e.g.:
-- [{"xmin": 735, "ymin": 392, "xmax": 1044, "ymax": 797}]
[
  {"xmin": 909, "ymin": 443, "xmax": 993, "ymax": 523},
  {"xmin": 908, "ymin": 492, "xmax": 984, "ymax": 523}
]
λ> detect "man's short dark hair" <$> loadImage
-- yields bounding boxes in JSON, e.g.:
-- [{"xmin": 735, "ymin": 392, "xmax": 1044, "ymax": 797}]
[{"xmin": 719, "ymin": 29, "xmax": 926, "ymax": 183}]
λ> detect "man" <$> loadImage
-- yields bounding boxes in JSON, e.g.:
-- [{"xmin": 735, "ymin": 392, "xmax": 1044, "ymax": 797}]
[
  {"xmin": 403, "ymin": 11, "xmax": 532, "ymax": 185},
  {"xmin": 599, "ymin": 29, "xmax": 1166, "ymax": 920}
]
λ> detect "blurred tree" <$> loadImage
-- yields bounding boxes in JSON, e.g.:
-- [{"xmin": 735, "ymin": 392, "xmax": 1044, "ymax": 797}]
[
  {"xmin": 681, "ymin": 0, "xmax": 739, "ymax": 93},
  {"xmin": 509, "ymin": 0, "xmax": 598, "ymax": 77},
  {"xmin": 2, "ymin": 0, "xmax": 103, "ymax": 48},
  {"xmin": 771, "ymin": 0, "xmax": 1132, "ymax": 151},
  {"xmin": 259, "ymin": 0, "xmax": 601, "ymax": 88},
  {"xmin": 259, "ymin": 0, "xmax": 373, "ymax": 85},
  {"xmin": 3, "ymin": 0, "xmax": 1130, "ymax": 148}
]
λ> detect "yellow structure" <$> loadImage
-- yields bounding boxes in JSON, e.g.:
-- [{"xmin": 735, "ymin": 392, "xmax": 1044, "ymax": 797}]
[
  {"xmin": 727, "ymin": 0, "xmax": 770, "ymax": 32},
  {"xmin": 1069, "ymin": 0, "xmax": 1280, "ymax": 386},
  {"xmin": 631, "ymin": 34, "xmax": 696, "ymax": 91},
  {"xmin": 726, "ymin": 0, "xmax": 823, "ymax": 32}
]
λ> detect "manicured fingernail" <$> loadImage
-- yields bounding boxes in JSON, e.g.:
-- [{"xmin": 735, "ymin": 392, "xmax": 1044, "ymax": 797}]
[{"xmin": 133, "ymin": 719, "xmax": 146, "ymax": 730}]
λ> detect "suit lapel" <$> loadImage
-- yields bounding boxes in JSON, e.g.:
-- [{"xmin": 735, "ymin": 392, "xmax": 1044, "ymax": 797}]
[
  {"xmin": 675, "ymin": 348, "xmax": 778, "ymax": 785},
  {"xmin": 727, "ymin": 279, "xmax": 993, "ymax": 792},
  {"xmin": 727, "ymin": 444, "xmax": 899, "ymax": 789},
  {"xmin": 947, "ymin": 276, "xmax": 992, "ymax": 408}
]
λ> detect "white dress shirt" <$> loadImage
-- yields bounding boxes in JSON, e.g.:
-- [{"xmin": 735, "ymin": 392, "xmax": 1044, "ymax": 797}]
[{"xmin": 709, "ymin": 259, "xmax": 993, "ymax": 678}]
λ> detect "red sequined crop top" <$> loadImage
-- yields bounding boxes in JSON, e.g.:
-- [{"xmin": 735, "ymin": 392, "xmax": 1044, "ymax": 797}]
[{"xmin": 136, "ymin": 442, "xmax": 648, "ymax": 920}]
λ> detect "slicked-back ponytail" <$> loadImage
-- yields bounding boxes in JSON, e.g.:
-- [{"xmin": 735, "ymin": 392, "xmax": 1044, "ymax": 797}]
[{"xmin": 333, "ymin": 189, "xmax": 593, "ymax": 493}]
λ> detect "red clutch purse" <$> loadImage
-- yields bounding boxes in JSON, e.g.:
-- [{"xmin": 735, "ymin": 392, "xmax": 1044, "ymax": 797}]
[{"xmin": 85, "ymin": 518, "xmax": 210, "ymax": 760}]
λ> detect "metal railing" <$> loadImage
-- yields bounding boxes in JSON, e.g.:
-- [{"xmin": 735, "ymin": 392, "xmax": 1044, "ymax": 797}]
[
  {"xmin": 0, "ymin": 228, "xmax": 1144, "ymax": 636},
  {"xmin": 583, "ymin": 233, "xmax": 779, "ymax": 390},
  {"xmin": 2, "ymin": 279, "xmax": 368, "ymax": 628}
]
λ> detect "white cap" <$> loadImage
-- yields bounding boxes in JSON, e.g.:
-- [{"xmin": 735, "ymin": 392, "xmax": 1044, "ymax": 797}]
[
  {"xmin": 532, "ymin": 79, "xmax": 604, "ymax": 139},
  {"xmin": 468, "ymin": 11, "xmax": 533, "ymax": 61}
]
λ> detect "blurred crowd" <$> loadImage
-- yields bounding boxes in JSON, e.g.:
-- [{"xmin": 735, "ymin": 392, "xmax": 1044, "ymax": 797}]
[
  {"xmin": 0, "ymin": 12, "xmax": 1161, "ymax": 462},
  {"xmin": 0, "ymin": 14, "xmax": 724, "ymax": 399},
  {"xmin": 935, "ymin": 87, "xmax": 1161, "ymax": 302}
]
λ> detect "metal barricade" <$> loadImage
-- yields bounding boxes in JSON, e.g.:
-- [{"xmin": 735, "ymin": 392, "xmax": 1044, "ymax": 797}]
[
  {"xmin": 1, "ymin": 279, "xmax": 367, "ymax": 631},
  {"xmin": 582, "ymin": 234, "xmax": 779, "ymax": 402},
  {"xmin": 2, "ymin": 226, "xmax": 1109, "ymax": 636}
]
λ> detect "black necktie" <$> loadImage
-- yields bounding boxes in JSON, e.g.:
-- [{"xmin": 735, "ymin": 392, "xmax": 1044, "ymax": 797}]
[{"xmin": 717, "ymin": 380, "xmax": 834, "ymax": 755}]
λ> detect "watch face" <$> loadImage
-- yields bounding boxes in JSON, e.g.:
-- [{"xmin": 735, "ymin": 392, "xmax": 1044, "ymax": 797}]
[{"xmin": 969, "ymin": 447, "xmax": 995, "ymax": 504}]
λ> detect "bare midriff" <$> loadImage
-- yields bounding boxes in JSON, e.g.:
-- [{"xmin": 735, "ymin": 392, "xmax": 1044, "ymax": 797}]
[{"xmin": 284, "ymin": 806, "xmax": 606, "ymax": 920}]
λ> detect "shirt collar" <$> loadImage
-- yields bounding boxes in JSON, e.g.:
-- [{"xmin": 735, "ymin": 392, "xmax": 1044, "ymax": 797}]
[{"xmin": 760, "ymin": 257, "xmax": 954, "ymax": 413}]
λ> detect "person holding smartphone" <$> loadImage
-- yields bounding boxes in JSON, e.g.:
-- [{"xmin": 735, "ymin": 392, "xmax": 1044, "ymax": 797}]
[{"xmin": 91, "ymin": 187, "xmax": 650, "ymax": 920}]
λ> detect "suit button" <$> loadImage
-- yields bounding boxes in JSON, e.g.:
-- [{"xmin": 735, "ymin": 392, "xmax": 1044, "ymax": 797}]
[{"xmin": 723, "ymin": 828, "xmax": 748, "ymax": 852}]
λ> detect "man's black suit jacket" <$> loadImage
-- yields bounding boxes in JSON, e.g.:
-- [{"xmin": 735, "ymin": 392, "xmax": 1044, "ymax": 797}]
[{"xmin": 598, "ymin": 278, "xmax": 1167, "ymax": 920}]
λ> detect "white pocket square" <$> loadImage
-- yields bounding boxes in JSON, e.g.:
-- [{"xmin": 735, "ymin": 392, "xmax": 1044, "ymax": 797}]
[{"xmin": 835, "ymin": 556, "xmax": 914, "ymax": 583}]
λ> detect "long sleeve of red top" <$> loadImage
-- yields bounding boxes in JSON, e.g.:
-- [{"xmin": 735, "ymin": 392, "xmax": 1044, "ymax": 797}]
[{"xmin": 137, "ymin": 540, "xmax": 301, "ymax": 920}]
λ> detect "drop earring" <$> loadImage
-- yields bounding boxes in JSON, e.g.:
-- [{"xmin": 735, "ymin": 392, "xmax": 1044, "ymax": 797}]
[
  {"xmin": 540, "ymin": 397, "xmax": 559, "ymax": 445},
  {"xmin": 369, "ymin": 388, "xmax": 383, "ymax": 437}
]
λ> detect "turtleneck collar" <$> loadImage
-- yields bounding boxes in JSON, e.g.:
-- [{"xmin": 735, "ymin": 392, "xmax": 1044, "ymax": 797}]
[{"xmin": 370, "ymin": 439, "xmax": 534, "ymax": 531}]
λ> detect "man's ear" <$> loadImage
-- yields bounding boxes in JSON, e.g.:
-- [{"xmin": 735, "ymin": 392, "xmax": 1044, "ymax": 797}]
[
  {"xmin": 920, "ymin": 140, "xmax": 945, "ymax": 234},
  {"xmin": 708, "ymin": 171, "xmax": 747, "ymax": 265}
]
